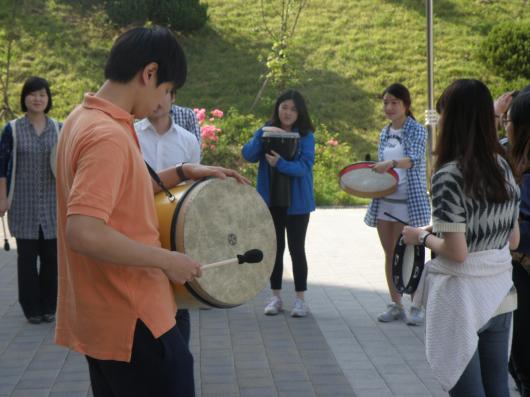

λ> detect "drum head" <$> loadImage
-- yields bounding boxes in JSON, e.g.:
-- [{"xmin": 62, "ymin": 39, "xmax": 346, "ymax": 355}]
[
  {"xmin": 392, "ymin": 236, "xmax": 425, "ymax": 295},
  {"xmin": 175, "ymin": 178, "xmax": 276, "ymax": 307},
  {"xmin": 338, "ymin": 162, "xmax": 399, "ymax": 198}
]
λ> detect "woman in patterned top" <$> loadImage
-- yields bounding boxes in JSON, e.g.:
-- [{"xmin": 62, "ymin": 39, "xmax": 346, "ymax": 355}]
[
  {"xmin": 403, "ymin": 79, "xmax": 520, "ymax": 396},
  {"xmin": 0, "ymin": 77, "xmax": 61, "ymax": 324},
  {"xmin": 364, "ymin": 83, "xmax": 430, "ymax": 325}
]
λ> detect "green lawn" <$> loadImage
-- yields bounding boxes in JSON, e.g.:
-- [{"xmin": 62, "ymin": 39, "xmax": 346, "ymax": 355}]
[{"xmin": 0, "ymin": 0, "xmax": 528, "ymax": 203}]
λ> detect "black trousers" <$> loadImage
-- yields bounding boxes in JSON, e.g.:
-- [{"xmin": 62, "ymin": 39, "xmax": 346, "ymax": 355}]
[
  {"xmin": 269, "ymin": 207, "xmax": 310, "ymax": 292},
  {"xmin": 86, "ymin": 319, "xmax": 194, "ymax": 397},
  {"xmin": 176, "ymin": 309, "xmax": 190, "ymax": 347},
  {"xmin": 510, "ymin": 260, "xmax": 530, "ymax": 395},
  {"xmin": 15, "ymin": 227, "xmax": 57, "ymax": 318}
]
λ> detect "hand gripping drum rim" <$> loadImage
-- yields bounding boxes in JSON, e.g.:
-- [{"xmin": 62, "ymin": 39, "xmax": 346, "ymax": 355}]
[{"xmin": 392, "ymin": 236, "xmax": 425, "ymax": 295}]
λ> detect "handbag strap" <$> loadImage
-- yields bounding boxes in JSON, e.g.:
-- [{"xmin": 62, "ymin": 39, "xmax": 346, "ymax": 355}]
[{"xmin": 144, "ymin": 161, "xmax": 176, "ymax": 202}]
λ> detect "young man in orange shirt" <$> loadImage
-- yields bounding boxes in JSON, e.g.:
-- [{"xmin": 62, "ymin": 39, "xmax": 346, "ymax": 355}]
[{"xmin": 55, "ymin": 26, "xmax": 245, "ymax": 397}]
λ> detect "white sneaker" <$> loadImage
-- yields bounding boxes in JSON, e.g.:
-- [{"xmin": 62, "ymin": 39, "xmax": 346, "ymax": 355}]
[
  {"xmin": 406, "ymin": 305, "xmax": 424, "ymax": 326},
  {"xmin": 377, "ymin": 303, "xmax": 405, "ymax": 322},
  {"xmin": 264, "ymin": 296, "xmax": 283, "ymax": 315},
  {"xmin": 290, "ymin": 298, "xmax": 308, "ymax": 317}
]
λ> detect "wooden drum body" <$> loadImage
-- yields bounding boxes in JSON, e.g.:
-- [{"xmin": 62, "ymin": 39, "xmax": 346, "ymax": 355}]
[{"xmin": 155, "ymin": 178, "xmax": 276, "ymax": 308}]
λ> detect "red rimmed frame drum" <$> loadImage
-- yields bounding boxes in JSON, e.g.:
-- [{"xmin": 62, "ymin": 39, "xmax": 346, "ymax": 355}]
[{"xmin": 338, "ymin": 161, "xmax": 399, "ymax": 199}]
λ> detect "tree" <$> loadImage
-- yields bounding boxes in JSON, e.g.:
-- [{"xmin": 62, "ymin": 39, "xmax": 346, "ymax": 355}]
[
  {"xmin": 250, "ymin": 0, "xmax": 308, "ymax": 111},
  {"xmin": 0, "ymin": 0, "xmax": 17, "ymax": 122}
]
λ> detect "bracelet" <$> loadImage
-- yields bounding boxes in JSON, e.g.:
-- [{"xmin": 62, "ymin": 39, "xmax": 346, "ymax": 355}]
[
  {"xmin": 175, "ymin": 162, "xmax": 188, "ymax": 182},
  {"xmin": 423, "ymin": 232, "xmax": 434, "ymax": 247}
]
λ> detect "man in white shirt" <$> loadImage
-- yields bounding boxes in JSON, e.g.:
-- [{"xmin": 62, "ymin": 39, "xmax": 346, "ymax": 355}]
[
  {"xmin": 134, "ymin": 90, "xmax": 200, "ymax": 346},
  {"xmin": 136, "ymin": 90, "xmax": 200, "ymax": 170}
]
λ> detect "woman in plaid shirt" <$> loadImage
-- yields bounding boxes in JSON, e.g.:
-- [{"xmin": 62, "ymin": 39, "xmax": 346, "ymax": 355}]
[
  {"xmin": 364, "ymin": 83, "xmax": 430, "ymax": 325},
  {"xmin": 0, "ymin": 77, "xmax": 61, "ymax": 324}
]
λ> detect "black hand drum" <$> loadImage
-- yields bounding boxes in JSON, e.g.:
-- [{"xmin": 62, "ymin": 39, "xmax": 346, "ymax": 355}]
[
  {"xmin": 155, "ymin": 178, "xmax": 277, "ymax": 308},
  {"xmin": 392, "ymin": 236, "xmax": 425, "ymax": 294},
  {"xmin": 261, "ymin": 127, "xmax": 300, "ymax": 207}
]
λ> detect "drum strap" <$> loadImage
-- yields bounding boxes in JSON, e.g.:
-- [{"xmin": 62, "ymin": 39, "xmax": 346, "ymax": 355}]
[{"xmin": 145, "ymin": 161, "xmax": 176, "ymax": 202}]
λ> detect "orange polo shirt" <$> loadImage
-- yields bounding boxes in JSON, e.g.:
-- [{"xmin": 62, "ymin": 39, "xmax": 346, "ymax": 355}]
[{"xmin": 55, "ymin": 94, "xmax": 177, "ymax": 362}]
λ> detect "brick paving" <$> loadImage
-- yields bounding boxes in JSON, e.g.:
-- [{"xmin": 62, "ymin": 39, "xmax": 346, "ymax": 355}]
[{"xmin": 0, "ymin": 208, "xmax": 519, "ymax": 396}]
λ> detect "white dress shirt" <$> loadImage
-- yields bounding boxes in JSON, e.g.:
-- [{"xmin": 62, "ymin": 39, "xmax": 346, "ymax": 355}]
[{"xmin": 135, "ymin": 118, "xmax": 200, "ymax": 172}]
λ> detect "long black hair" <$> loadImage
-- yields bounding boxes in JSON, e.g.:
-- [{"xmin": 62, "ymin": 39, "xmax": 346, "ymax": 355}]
[
  {"xmin": 382, "ymin": 83, "xmax": 414, "ymax": 119},
  {"xmin": 435, "ymin": 79, "xmax": 510, "ymax": 202},
  {"xmin": 270, "ymin": 89, "xmax": 314, "ymax": 136},
  {"xmin": 509, "ymin": 93, "xmax": 530, "ymax": 182}
]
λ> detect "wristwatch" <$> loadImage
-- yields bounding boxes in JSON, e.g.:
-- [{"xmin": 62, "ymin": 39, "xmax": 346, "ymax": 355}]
[
  {"xmin": 418, "ymin": 230, "xmax": 432, "ymax": 246},
  {"xmin": 391, "ymin": 159, "xmax": 398, "ymax": 168},
  {"xmin": 175, "ymin": 162, "xmax": 188, "ymax": 182}
]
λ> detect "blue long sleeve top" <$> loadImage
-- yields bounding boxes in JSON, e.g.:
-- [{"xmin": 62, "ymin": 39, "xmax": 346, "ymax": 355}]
[
  {"xmin": 242, "ymin": 126, "xmax": 315, "ymax": 215},
  {"xmin": 518, "ymin": 172, "xmax": 530, "ymax": 254}
]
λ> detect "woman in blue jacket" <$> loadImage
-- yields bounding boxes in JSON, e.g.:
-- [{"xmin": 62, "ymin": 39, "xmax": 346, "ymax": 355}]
[{"xmin": 242, "ymin": 90, "xmax": 315, "ymax": 317}]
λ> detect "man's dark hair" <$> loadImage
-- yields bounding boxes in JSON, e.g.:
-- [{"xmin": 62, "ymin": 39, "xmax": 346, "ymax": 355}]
[
  {"xmin": 20, "ymin": 76, "xmax": 52, "ymax": 113},
  {"xmin": 105, "ymin": 26, "xmax": 187, "ymax": 89}
]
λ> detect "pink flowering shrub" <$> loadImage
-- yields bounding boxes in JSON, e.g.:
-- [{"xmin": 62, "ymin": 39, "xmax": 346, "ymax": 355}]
[
  {"xmin": 193, "ymin": 108, "xmax": 224, "ymax": 151},
  {"xmin": 194, "ymin": 108, "xmax": 261, "ymax": 178},
  {"xmin": 314, "ymin": 125, "xmax": 361, "ymax": 205}
]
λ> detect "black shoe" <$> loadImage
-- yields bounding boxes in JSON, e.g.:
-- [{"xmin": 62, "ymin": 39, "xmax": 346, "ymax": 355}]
[
  {"xmin": 27, "ymin": 316, "xmax": 42, "ymax": 324},
  {"xmin": 42, "ymin": 314, "xmax": 55, "ymax": 323}
]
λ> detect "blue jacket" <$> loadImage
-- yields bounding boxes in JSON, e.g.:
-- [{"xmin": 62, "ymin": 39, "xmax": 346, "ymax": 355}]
[
  {"xmin": 518, "ymin": 172, "xmax": 530, "ymax": 255},
  {"xmin": 242, "ymin": 126, "xmax": 315, "ymax": 215}
]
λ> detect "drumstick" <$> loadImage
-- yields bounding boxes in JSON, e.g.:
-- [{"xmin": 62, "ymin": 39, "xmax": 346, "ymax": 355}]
[
  {"xmin": 383, "ymin": 212, "xmax": 410, "ymax": 226},
  {"xmin": 202, "ymin": 249, "xmax": 263, "ymax": 270},
  {"xmin": 1, "ymin": 217, "xmax": 10, "ymax": 251}
]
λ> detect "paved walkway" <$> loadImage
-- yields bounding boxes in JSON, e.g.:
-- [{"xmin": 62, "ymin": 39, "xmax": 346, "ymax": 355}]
[{"xmin": 0, "ymin": 208, "xmax": 518, "ymax": 396}]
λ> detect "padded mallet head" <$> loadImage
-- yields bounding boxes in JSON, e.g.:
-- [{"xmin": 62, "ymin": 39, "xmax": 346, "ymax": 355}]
[{"xmin": 237, "ymin": 249, "xmax": 263, "ymax": 264}]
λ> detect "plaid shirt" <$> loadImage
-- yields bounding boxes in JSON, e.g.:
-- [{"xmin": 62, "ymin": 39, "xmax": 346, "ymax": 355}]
[
  {"xmin": 171, "ymin": 105, "xmax": 201, "ymax": 145},
  {"xmin": 0, "ymin": 116, "xmax": 60, "ymax": 239},
  {"xmin": 364, "ymin": 116, "xmax": 431, "ymax": 227}
]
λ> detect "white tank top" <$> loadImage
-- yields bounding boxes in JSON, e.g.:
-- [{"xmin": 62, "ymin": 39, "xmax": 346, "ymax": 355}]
[{"xmin": 382, "ymin": 127, "xmax": 408, "ymax": 200}]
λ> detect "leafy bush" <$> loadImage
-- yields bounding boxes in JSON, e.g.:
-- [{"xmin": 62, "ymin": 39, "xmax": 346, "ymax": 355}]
[
  {"xmin": 151, "ymin": 0, "xmax": 208, "ymax": 32},
  {"xmin": 313, "ymin": 125, "xmax": 367, "ymax": 206},
  {"xmin": 480, "ymin": 22, "xmax": 530, "ymax": 80},
  {"xmin": 104, "ymin": 0, "xmax": 149, "ymax": 27},
  {"xmin": 197, "ymin": 107, "xmax": 262, "ymax": 180},
  {"xmin": 104, "ymin": 0, "xmax": 208, "ymax": 32}
]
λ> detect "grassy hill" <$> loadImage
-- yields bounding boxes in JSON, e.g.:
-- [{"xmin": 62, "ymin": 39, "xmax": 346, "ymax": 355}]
[{"xmin": 0, "ymin": 0, "xmax": 528, "ymax": 202}]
